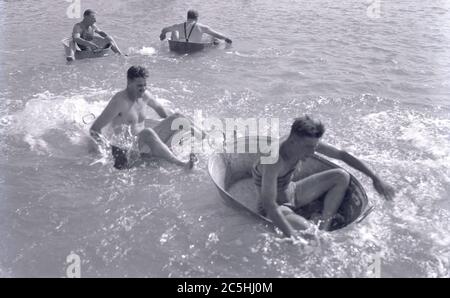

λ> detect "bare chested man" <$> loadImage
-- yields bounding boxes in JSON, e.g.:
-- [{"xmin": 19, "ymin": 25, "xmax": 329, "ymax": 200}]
[
  {"xmin": 65, "ymin": 9, "xmax": 122, "ymax": 61},
  {"xmin": 159, "ymin": 9, "xmax": 232, "ymax": 44},
  {"xmin": 254, "ymin": 116, "xmax": 396, "ymax": 235},
  {"xmin": 90, "ymin": 65, "xmax": 197, "ymax": 170}
]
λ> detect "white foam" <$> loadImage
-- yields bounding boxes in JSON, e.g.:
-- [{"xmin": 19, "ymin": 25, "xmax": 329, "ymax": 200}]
[
  {"xmin": 129, "ymin": 46, "xmax": 156, "ymax": 56},
  {"xmin": 4, "ymin": 90, "xmax": 108, "ymax": 153}
]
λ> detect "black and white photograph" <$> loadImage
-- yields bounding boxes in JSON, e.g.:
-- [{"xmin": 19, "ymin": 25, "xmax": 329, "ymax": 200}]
[{"xmin": 0, "ymin": 0, "xmax": 449, "ymax": 279}]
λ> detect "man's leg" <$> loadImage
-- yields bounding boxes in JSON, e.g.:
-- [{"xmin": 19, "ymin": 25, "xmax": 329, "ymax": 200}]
[
  {"xmin": 138, "ymin": 128, "xmax": 195, "ymax": 168},
  {"xmin": 293, "ymin": 169, "xmax": 350, "ymax": 230},
  {"xmin": 279, "ymin": 205, "xmax": 312, "ymax": 231},
  {"xmin": 152, "ymin": 112, "xmax": 208, "ymax": 145},
  {"xmin": 103, "ymin": 36, "xmax": 122, "ymax": 54},
  {"xmin": 65, "ymin": 40, "xmax": 77, "ymax": 61},
  {"xmin": 90, "ymin": 36, "xmax": 121, "ymax": 54}
]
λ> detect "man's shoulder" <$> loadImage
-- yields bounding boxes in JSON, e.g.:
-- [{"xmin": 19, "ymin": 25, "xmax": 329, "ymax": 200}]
[
  {"xmin": 74, "ymin": 22, "xmax": 86, "ymax": 29},
  {"xmin": 196, "ymin": 23, "xmax": 210, "ymax": 30},
  {"xmin": 112, "ymin": 89, "xmax": 127, "ymax": 98},
  {"xmin": 142, "ymin": 91, "xmax": 158, "ymax": 105},
  {"xmin": 169, "ymin": 22, "xmax": 184, "ymax": 29},
  {"xmin": 142, "ymin": 90, "xmax": 153, "ymax": 99},
  {"xmin": 72, "ymin": 22, "xmax": 82, "ymax": 31},
  {"xmin": 110, "ymin": 90, "xmax": 129, "ymax": 105}
]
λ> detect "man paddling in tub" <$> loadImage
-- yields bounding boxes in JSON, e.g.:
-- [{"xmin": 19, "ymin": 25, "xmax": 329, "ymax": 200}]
[
  {"xmin": 90, "ymin": 65, "xmax": 204, "ymax": 170},
  {"xmin": 159, "ymin": 9, "xmax": 232, "ymax": 44},
  {"xmin": 65, "ymin": 9, "xmax": 123, "ymax": 61},
  {"xmin": 253, "ymin": 116, "xmax": 395, "ymax": 234}
]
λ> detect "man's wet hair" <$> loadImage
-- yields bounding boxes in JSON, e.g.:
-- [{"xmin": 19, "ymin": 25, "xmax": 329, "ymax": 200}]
[
  {"xmin": 83, "ymin": 9, "xmax": 96, "ymax": 17},
  {"xmin": 187, "ymin": 10, "xmax": 199, "ymax": 20},
  {"xmin": 290, "ymin": 115, "xmax": 325, "ymax": 138},
  {"xmin": 127, "ymin": 66, "xmax": 149, "ymax": 81}
]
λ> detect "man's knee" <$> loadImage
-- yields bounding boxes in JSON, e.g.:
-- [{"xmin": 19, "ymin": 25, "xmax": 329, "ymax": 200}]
[
  {"xmin": 167, "ymin": 112, "xmax": 188, "ymax": 129},
  {"xmin": 279, "ymin": 205, "xmax": 295, "ymax": 216},
  {"xmin": 331, "ymin": 169, "xmax": 350, "ymax": 187},
  {"xmin": 168, "ymin": 112, "xmax": 183, "ymax": 119},
  {"xmin": 139, "ymin": 128, "xmax": 159, "ymax": 142}
]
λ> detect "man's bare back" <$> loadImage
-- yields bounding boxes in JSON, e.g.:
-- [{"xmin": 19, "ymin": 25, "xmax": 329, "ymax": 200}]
[
  {"xmin": 167, "ymin": 22, "xmax": 212, "ymax": 43},
  {"xmin": 160, "ymin": 10, "xmax": 232, "ymax": 44}
]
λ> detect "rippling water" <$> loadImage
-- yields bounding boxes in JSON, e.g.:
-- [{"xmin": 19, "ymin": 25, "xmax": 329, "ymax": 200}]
[{"xmin": 0, "ymin": 0, "xmax": 449, "ymax": 277}]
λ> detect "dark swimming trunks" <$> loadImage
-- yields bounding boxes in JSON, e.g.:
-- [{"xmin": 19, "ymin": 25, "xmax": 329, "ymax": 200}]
[
  {"xmin": 111, "ymin": 145, "xmax": 128, "ymax": 170},
  {"xmin": 252, "ymin": 161, "xmax": 298, "ymax": 216},
  {"xmin": 78, "ymin": 41, "xmax": 111, "ymax": 51},
  {"xmin": 252, "ymin": 162, "xmax": 295, "ymax": 191}
]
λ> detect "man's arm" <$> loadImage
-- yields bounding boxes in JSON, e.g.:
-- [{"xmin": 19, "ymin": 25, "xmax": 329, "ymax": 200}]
[
  {"xmin": 143, "ymin": 92, "xmax": 169, "ymax": 118},
  {"xmin": 93, "ymin": 24, "xmax": 108, "ymax": 38},
  {"xmin": 201, "ymin": 26, "xmax": 232, "ymax": 44},
  {"xmin": 93, "ymin": 24, "xmax": 123, "ymax": 55},
  {"xmin": 90, "ymin": 95, "xmax": 123, "ymax": 146},
  {"xmin": 72, "ymin": 24, "xmax": 99, "ymax": 50},
  {"xmin": 160, "ymin": 24, "xmax": 178, "ymax": 40},
  {"xmin": 260, "ymin": 164, "xmax": 296, "ymax": 237},
  {"xmin": 316, "ymin": 142, "xmax": 396, "ymax": 200}
]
